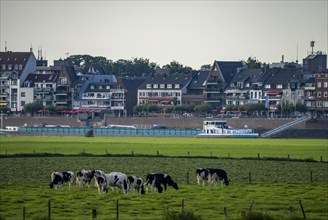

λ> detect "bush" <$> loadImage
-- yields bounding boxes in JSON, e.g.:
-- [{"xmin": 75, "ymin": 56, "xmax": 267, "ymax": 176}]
[
  {"xmin": 163, "ymin": 209, "xmax": 202, "ymax": 220},
  {"xmin": 241, "ymin": 211, "xmax": 274, "ymax": 220},
  {"xmin": 85, "ymin": 128, "xmax": 94, "ymax": 137}
]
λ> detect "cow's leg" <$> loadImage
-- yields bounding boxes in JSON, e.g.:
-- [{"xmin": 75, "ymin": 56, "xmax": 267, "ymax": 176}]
[
  {"xmin": 163, "ymin": 183, "xmax": 167, "ymax": 192},
  {"xmin": 151, "ymin": 180, "xmax": 155, "ymax": 192}
]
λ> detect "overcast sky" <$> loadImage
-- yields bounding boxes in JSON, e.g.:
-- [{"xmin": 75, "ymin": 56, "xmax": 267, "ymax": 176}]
[{"xmin": 0, "ymin": 0, "xmax": 327, "ymax": 69}]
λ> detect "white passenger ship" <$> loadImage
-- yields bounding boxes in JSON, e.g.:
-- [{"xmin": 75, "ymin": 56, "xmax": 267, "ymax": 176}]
[{"xmin": 197, "ymin": 120, "xmax": 259, "ymax": 138}]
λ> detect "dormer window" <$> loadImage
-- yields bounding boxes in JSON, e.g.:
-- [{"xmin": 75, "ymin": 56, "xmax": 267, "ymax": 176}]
[
  {"xmin": 167, "ymin": 84, "xmax": 172, "ymax": 89},
  {"xmin": 277, "ymin": 84, "xmax": 283, "ymax": 89},
  {"xmin": 146, "ymin": 84, "xmax": 152, "ymax": 89},
  {"xmin": 91, "ymin": 85, "xmax": 95, "ymax": 89},
  {"xmin": 1, "ymin": 64, "xmax": 5, "ymax": 70},
  {"xmin": 153, "ymin": 84, "xmax": 158, "ymax": 89},
  {"xmin": 8, "ymin": 64, "xmax": 12, "ymax": 70},
  {"xmin": 99, "ymin": 85, "xmax": 103, "ymax": 90},
  {"xmin": 265, "ymin": 84, "xmax": 271, "ymax": 89},
  {"xmin": 174, "ymin": 84, "xmax": 180, "ymax": 89},
  {"xmin": 160, "ymin": 84, "xmax": 165, "ymax": 89},
  {"xmin": 19, "ymin": 64, "xmax": 23, "ymax": 70},
  {"xmin": 14, "ymin": 64, "xmax": 18, "ymax": 70}
]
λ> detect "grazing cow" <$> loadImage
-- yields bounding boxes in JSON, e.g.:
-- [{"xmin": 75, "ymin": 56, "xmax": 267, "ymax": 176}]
[
  {"xmin": 127, "ymin": 175, "xmax": 145, "ymax": 194},
  {"xmin": 104, "ymin": 172, "xmax": 128, "ymax": 194},
  {"xmin": 92, "ymin": 170, "xmax": 107, "ymax": 194},
  {"xmin": 196, "ymin": 168, "xmax": 210, "ymax": 186},
  {"xmin": 207, "ymin": 168, "xmax": 230, "ymax": 186},
  {"xmin": 144, "ymin": 173, "xmax": 178, "ymax": 193},
  {"xmin": 50, "ymin": 171, "xmax": 74, "ymax": 189},
  {"xmin": 76, "ymin": 169, "xmax": 94, "ymax": 187}
]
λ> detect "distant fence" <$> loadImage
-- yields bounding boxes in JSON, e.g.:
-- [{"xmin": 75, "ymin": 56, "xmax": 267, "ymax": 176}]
[{"xmin": 18, "ymin": 127, "xmax": 202, "ymax": 136}]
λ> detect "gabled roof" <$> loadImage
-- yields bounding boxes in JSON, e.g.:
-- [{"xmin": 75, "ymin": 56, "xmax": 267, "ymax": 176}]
[
  {"xmin": 0, "ymin": 52, "xmax": 33, "ymax": 65},
  {"xmin": 139, "ymin": 74, "xmax": 192, "ymax": 90},
  {"xmin": 187, "ymin": 71, "xmax": 209, "ymax": 89},
  {"xmin": 0, "ymin": 52, "xmax": 35, "ymax": 77},
  {"xmin": 214, "ymin": 61, "xmax": 245, "ymax": 83}
]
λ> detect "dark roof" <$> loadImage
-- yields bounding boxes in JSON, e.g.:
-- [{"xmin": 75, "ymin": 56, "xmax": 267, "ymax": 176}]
[
  {"xmin": 0, "ymin": 52, "xmax": 33, "ymax": 65},
  {"xmin": 230, "ymin": 68, "xmax": 263, "ymax": 84},
  {"xmin": 215, "ymin": 61, "xmax": 245, "ymax": 83},
  {"xmin": 64, "ymin": 65, "xmax": 77, "ymax": 84},
  {"xmin": 139, "ymin": 74, "xmax": 192, "ymax": 89},
  {"xmin": 25, "ymin": 73, "xmax": 58, "ymax": 86},
  {"xmin": 266, "ymin": 68, "xmax": 303, "ymax": 85},
  {"xmin": 122, "ymin": 78, "xmax": 147, "ymax": 90},
  {"xmin": 188, "ymin": 71, "xmax": 209, "ymax": 89}
]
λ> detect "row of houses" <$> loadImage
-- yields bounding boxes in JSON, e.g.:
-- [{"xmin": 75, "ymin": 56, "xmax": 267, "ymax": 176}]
[{"xmin": 0, "ymin": 50, "xmax": 327, "ymax": 117}]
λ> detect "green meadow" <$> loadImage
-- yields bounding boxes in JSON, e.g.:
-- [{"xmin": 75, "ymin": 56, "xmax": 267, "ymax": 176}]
[
  {"xmin": 0, "ymin": 136, "xmax": 327, "ymax": 161},
  {"xmin": 0, "ymin": 137, "xmax": 327, "ymax": 219}
]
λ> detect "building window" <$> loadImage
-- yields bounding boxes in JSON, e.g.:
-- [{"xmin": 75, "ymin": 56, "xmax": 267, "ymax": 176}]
[
  {"xmin": 1, "ymin": 64, "xmax": 5, "ymax": 70},
  {"xmin": 21, "ymin": 101, "xmax": 25, "ymax": 106},
  {"xmin": 160, "ymin": 84, "xmax": 165, "ymax": 89},
  {"xmin": 153, "ymin": 84, "xmax": 158, "ymax": 89},
  {"xmin": 146, "ymin": 84, "xmax": 152, "ymax": 89},
  {"xmin": 174, "ymin": 84, "xmax": 180, "ymax": 89},
  {"xmin": 317, "ymin": 92, "xmax": 321, "ymax": 97},
  {"xmin": 317, "ymin": 82, "xmax": 321, "ymax": 88},
  {"xmin": 106, "ymin": 86, "xmax": 110, "ymax": 89},
  {"xmin": 324, "ymin": 82, "xmax": 328, "ymax": 88},
  {"xmin": 265, "ymin": 84, "xmax": 271, "ymax": 89},
  {"xmin": 91, "ymin": 85, "xmax": 95, "ymax": 89},
  {"xmin": 324, "ymin": 91, "xmax": 328, "ymax": 98},
  {"xmin": 19, "ymin": 64, "xmax": 23, "ymax": 70},
  {"xmin": 60, "ymin": 77, "xmax": 67, "ymax": 85},
  {"xmin": 316, "ymin": 101, "xmax": 322, "ymax": 107},
  {"xmin": 277, "ymin": 84, "xmax": 283, "ymax": 89},
  {"xmin": 21, "ymin": 92, "xmax": 25, "ymax": 97},
  {"xmin": 167, "ymin": 84, "xmax": 172, "ymax": 89}
]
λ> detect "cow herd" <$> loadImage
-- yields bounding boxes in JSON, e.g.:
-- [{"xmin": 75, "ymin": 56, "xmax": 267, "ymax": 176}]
[{"xmin": 50, "ymin": 167, "xmax": 229, "ymax": 194}]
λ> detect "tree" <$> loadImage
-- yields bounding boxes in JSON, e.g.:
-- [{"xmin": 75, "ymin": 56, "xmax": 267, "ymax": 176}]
[
  {"xmin": 163, "ymin": 60, "xmax": 193, "ymax": 75},
  {"xmin": 200, "ymin": 64, "xmax": 211, "ymax": 71},
  {"xmin": 246, "ymin": 56, "xmax": 261, "ymax": 68},
  {"xmin": 23, "ymin": 102, "xmax": 43, "ymax": 116},
  {"xmin": 194, "ymin": 103, "xmax": 212, "ymax": 114}
]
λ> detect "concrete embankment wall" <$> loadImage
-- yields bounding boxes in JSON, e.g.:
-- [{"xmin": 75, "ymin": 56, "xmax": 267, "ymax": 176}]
[{"xmin": 2, "ymin": 116, "xmax": 327, "ymax": 130}]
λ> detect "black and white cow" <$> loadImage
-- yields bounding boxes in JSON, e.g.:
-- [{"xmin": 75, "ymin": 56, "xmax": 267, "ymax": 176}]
[
  {"xmin": 76, "ymin": 169, "xmax": 94, "ymax": 187},
  {"xmin": 144, "ymin": 173, "xmax": 179, "ymax": 193},
  {"xmin": 196, "ymin": 168, "xmax": 210, "ymax": 186},
  {"xmin": 127, "ymin": 175, "xmax": 145, "ymax": 194},
  {"xmin": 92, "ymin": 170, "xmax": 107, "ymax": 194},
  {"xmin": 104, "ymin": 172, "xmax": 128, "ymax": 194},
  {"xmin": 50, "ymin": 171, "xmax": 74, "ymax": 189},
  {"xmin": 207, "ymin": 168, "xmax": 230, "ymax": 186}
]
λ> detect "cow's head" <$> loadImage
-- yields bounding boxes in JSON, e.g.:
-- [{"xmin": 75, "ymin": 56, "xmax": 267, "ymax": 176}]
[
  {"xmin": 50, "ymin": 182, "xmax": 54, "ymax": 189},
  {"xmin": 165, "ymin": 175, "xmax": 179, "ymax": 190}
]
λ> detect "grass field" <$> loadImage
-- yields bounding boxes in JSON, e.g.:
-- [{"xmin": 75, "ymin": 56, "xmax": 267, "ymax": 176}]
[
  {"xmin": 0, "ymin": 136, "xmax": 327, "ymax": 161},
  {"xmin": 0, "ymin": 137, "xmax": 327, "ymax": 219}
]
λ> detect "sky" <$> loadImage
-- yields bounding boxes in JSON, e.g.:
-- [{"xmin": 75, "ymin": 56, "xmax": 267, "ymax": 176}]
[{"xmin": 0, "ymin": 0, "xmax": 327, "ymax": 69}]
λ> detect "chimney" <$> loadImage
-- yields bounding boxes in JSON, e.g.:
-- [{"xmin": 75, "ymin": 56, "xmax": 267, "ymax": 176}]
[{"xmin": 281, "ymin": 55, "xmax": 284, "ymax": 63}]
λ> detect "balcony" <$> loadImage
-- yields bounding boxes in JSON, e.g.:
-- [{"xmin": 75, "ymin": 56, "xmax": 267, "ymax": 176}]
[
  {"xmin": 34, "ymin": 87, "xmax": 53, "ymax": 92},
  {"xmin": 111, "ymin": 106, "xmax": 125, "ymax": 110}
]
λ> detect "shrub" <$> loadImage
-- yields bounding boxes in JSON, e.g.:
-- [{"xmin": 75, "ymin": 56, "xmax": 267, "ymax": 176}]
[
  {"xmin": 241, "ymin": 211, "xmax": 274, "ymax": 220},
  {"xmin": 85, "ymin": 128, "xmax": 94, "ymax": 137},
  {"xmin": 163, "ymin": 209, "xmax": 202, "ymax": 220}
]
